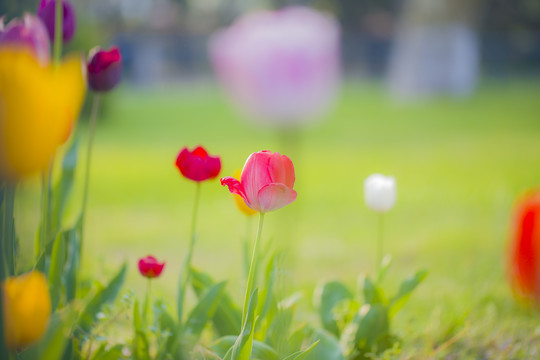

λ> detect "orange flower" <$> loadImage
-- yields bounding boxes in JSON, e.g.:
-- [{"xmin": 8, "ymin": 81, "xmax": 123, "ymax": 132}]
[
  {"xmin": 2, "ymin": 271, "xmax": 51, "ymax": 349},
  {"xmin": 0, "ymin": 47, "xmax": 86, "ymax": 180}
]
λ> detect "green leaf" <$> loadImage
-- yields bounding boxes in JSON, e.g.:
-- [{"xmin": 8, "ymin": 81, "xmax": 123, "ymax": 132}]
[
  {"xmin": 257, "ymin": 252, "xmax": 279, "ymax": 328},
  {"xmin": 51, "ymin": 137, "xmax": 79, "ymax": 236},
  {"xmin": 303, "ymin": 328, "xmax": 344, "ymax": 360},
  {"xmin": 91, "ymin": 344, "xmax": 124, "ymax": 360},
  {"xmin": 362, "ymin": 276, "xmax": 385, "ymax": 306},
  {"xmin": 77, "ymin": 263, "xmax": 127, "ymax": 335},
  {"xmin": 63, "ymin": 221, "xmax": 81, "ymax": 303},
  {"xmin": 340, "ymin": 304, "xmax": 389, "ymax": 358},
  {"xmin": 223, "ymin": 289, "xmax": 258, "ymax": 360},
  {"xmin": 211, "ymin": 336, "xmax": 279, "ymax": 360},
  {"xmin": 20, "ymin": 308, "xmax": 78, "ymax": 360},
  {"xmin": 389, "ymin": 269, "xmax": 427, "ymax": 318},
  {"xmin": 49, "ymin": 232, "xmax": 66, "ymax": 310},
  {"xmin": 377, "ymin": 254, "xmax": 392, "ymax": 283},
  {"xmin": 184, "ymin": 281, "xmax": 226, "ymax": 340},
  {"xmin": 133, "ymin": 300, "xmax": 151, "ymax": 360},
  {"xmin": 191, "ymin": 268, "xmax": 241, "ymax": 336},
  {"xmin": 282, "ymin": 340, "xmax": 320, "ymax": 360},
  {"xmin": 314, "ymin": 281, "xmax": 353, "ymax": 337}
]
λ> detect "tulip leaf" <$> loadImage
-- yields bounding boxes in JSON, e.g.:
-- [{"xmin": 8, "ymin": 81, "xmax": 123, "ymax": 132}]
[
  {"xmin": 49, "ymin": 232, "xmax": 66, "ymax": 310},
  {"xmin": 363, "ymin": 276, "xmax": 385, "ymax": 306},
  {"xmin": 257, "ymin": 252, "xmax": 279, "ymax": 329},
  {"xmin": 0, "ymin": 184, "xmax": 16, "ymax": 277},
  {"xmin": 303, "ymin": 327, "xmax": 345, "ymax": 360},
  {"xmin": 340, "ymin": 304, "xmax": 390, "ymax": 358},
  {"xmin": 133, "ymin": 300, "xmax": 151, "ymax": 360},
  {"xmin": 211, "ymin": 336, "xmax": 279, "ymax": 360},
  {"xmin": 63, "ymin": 219, "xmax": 82, "ymax": 303},
  {"xmin": 51, "ymin": 137, "xmax": 79, "ymax": 237},
  {"xmin": 223, "ymin": 289, "xmax": 258, "ymax": 360},
  {"xmin": 282, "ymin": 340, "xmax": 320, "ymax": 360},
  {"xmin": 77, "ymin": 263, "xmax": 127, "ymax": 335},
  {"xmin": 184, "ymin": 281, "xmax": 226, "ymax": 340},
  {"xmin": 191, "ymin": 268, "xmax": 242, "ymax": 336},
  {"xmin": 20, "ymin": 307, "xmax": 78, "ymax": 360},
  {"xmin": 314, "ymin": 281, "xmax": 353, "ymax": 337},
  {"xmin": 388, "ymin": 269, "xmax": 428, "ymax": 318},
  {"xmin": 91, "ymin": 344, "xmax": 124, "ymax": 360}
]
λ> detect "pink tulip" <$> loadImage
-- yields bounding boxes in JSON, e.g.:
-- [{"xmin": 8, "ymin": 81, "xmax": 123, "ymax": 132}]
[
  {"xmin": 221, "ymin": 150, "xmax": 297, "ymax": 213},
  {"xmin": 138, "ymin": 255, "xmax": 165, "ymax": 279},
  {"xmin": 209, "ymin": 6, "xmax": 340, "ymax": 128}
]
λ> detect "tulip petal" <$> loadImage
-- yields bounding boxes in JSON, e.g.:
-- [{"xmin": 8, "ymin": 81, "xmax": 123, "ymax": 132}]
[
  {"xmin": 241, "ymin": 151, "xmax": 273, "ymax": 209},
  {"xmin": 257, "ymin": 182, "xmax": 297, "ymax": 213},
  {"xmin": 268, "ymin": 152, "xmax": 295, "ymax": 187},
  {"xmin": 221, "ymin": 176, "xmax": 253, "ymax": 208}
]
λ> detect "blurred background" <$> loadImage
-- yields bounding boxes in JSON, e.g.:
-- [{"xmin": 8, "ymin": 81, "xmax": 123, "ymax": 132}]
[{"xmin": 3, "ymin": 0, "xmax": 540, "ymax": 355}]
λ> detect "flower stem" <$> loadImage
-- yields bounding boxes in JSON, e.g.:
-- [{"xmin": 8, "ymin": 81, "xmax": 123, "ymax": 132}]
[
  {"xmin": 80, "ymin": 94, "xmax": 101, "ymax": 257},
  {"xmin": 1, "ymin": 183, "xmax": 16, "ymax": 279},
  {"xmin": 143, "ymin": 278, "xmax": 152, "ymax": 328},
  {"xmin": 377, "ymin": 213, "xmax": 384, "ymax": 276},
  {"xmin": 177, "ymin": 182, "xmax": 201, "ymax": 323},
  {"xmin": 53, "ymin": 0, "xmax": 63, "ymax": 66},
  {"xmin": 242, "ymin": 212, "xmax": 265, "ymax": 326}
]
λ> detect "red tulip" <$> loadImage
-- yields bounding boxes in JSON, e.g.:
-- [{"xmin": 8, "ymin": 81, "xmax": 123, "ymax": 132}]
[
  {"xmin": 509, "ymin": 191, "xmax": 540, "ymax": 303},
  {"xmin": 87, "ymin": 46, "xmax": 122, "ymax": 92},
  {"xmin": 221, "ymin": 150, "xmax": 296, "ymax": 213},
  {"xmin": 138, "ymin": 256, "xmax": 165, "ymax": 278},
  {"xmin": 175, "ymin": 146, "xmax": 221, "ymax": 182}
]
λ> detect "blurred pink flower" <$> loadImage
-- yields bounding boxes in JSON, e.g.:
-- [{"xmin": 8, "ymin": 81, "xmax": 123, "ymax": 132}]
[
  {"xmin": 209, "ymin": 7, "xmax": 340, "ymax": 128},
  {"xmin": 221, "ymin": 150, "xmax": 296, "ymax": 213},
  {"xmin": 0, "ymin": 14, "xmax": 50, "ymax": 65}
]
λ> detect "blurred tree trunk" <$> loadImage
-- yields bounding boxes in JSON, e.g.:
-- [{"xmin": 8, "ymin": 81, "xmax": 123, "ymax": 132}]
[{"xmin": 388, "ymin": 0, "xmax": 482, "ymax": 100}]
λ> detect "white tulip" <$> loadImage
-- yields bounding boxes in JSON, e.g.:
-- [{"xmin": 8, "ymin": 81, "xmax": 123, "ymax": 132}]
[{"xmin": 364, "ymin": 174, "xmax": 396, "ymax": 213}]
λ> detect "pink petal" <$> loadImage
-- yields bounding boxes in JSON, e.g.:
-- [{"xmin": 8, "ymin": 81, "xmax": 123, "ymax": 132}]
[
  {"xmin": 268, "ymin": 152, "xmax": 295, "ymax": 188},
  {"xmin": 221, "ymin": 177, "xmax": 253, "ymax": 208},
  {"xmin": 241, "ymin": 151, "xmax": 273, "ymax": 208},
  {"xmin": 257, "ymin": 182, "xmax": 297, "ymax": 212}
]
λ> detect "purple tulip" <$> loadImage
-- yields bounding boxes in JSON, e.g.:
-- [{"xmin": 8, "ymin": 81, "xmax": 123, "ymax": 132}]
[
  {"xmin": 0, "ymin": 14, "xmax": 50, "ymax": 65},
  {"xmin": 37, "ymin": 0, "xmax": 76, "ymax": 43},
  {"xmin": 209, "ymin": 7, "xmax": 341, "ymax": 128},
  {"xmin": 87, "ymin": 46, "xmax": 122, "ymax": 92}
]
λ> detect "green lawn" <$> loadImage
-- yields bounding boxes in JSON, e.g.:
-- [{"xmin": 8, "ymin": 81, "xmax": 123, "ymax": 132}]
[{"xmin": 15, "ymin": 80, "xmax": 540, "ymax": 358}]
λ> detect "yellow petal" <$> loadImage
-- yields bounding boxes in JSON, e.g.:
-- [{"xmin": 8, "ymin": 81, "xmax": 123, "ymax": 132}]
[
  {"xmin": 2, "ymin": 271, "xmax": 51, "ymax": 349},
  {"xmin": 0, "ymin": 47, "xmax": 86, "ymax": 180}
]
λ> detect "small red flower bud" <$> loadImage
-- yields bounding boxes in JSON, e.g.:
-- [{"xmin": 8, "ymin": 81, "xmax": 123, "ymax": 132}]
[
  {"xmin": 87, "ymin": 46, "xmax": 122, "ymax": 92},
  {"xmin": 138, "ymin": 256, "xmax": 165, "ymax": 279},
  {"xmin": 37, "ymin": 0, "xmax": 76, "ymax": 43},
  {"xmin": 175, "ymin": 146, "xmax": 221, "ymax": 182}
]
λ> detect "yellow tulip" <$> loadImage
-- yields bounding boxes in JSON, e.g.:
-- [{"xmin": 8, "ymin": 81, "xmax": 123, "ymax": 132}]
[
  {"xmin": 2, "ymin": 271, "xmax": 51, "ymax": 349},
  {"xmin": 0, "ymin": 47, "xmax": 86, "ymax": 180},
  {"xmin": 232, "ymin": 170, "xmax": 257, "ymax": 216}
]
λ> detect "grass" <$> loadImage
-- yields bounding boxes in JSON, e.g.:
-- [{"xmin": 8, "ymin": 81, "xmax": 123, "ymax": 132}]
[{"xmin": 14, "ymin": 79, "xmax": 540, "ymax": 358}]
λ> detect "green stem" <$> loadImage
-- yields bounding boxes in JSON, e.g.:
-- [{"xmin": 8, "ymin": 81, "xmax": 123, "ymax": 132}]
[
  {"xmin": 177, "ymin": 182, "xmax": 201, "ymax": 323},
  {"xmin": 143, "ymin": 278, "xmax": 152, "ymax": 328},
  {"xmin": 243, "ymin": 216, "xmax": 253, "ymax": 280},
  {"xmin": 53, "ymin": 0, "xmax": 63, "ymax": 66},
  {"xmin": 377, "ymin": 214, "xmax": 384, "ymax": 276},
  {"xmin": 1, "ymin": 184, "xmax": 15, "ymax": 279},
  {"xmin": 80, "ymin": 94, "xmax": 101, "ymax": 256},
  {"xmin": 242, "ymin": 212, "xmax": 265, "ymax": 326}
]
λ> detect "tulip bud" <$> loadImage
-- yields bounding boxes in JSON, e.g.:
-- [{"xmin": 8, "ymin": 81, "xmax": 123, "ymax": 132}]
[
  {"xmin": 175, "ymin": 146, "xmax": 221, "ymax": 182},
  {"xmin": 364, "ymin": 174, "xmax": 396, "ymax": 213},
  {"xmin": 138, "ymin": 256, "xmax": 165, "ymax": 278},
  {"xmin": 37, "ymin": 0, "xmax": 76, "ymax": 43},
  {"xmin": 2, "ymin": 271, "xmax": 51, "ymax": 349},
  {"xmin": 221, "ymin": 150, "xmax": 297, "ymax": 213},
  {"xmin": 0, "ymin": 14, "xmax": 50, "ymax": 65},
  {"xmin": 87, "ymin": 46, "xmax": 122, "ymax": 92}
]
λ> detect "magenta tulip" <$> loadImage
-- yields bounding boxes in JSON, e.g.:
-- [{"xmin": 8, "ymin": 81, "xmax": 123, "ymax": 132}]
[
  {"xmin": 0, "ymin": 14, "xmax": 50, "ymax": 65},
  {"xmin": 138, "ymin": 256, "xmax": 165, "ymax": 279},
  {"xmin": 221, "ymin": 150, "xmax": 297, "ymax": 213},
  {"xmin": 209, "ymin": 6, "xmax": 340, "ymax": 128},
  {"xmin": 175, "ymin": 146, "xmax": 221, "ymax": 182},
  {"xmin": 87, "ymin": 46, "xmax": 122, "ymax": 92}
]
